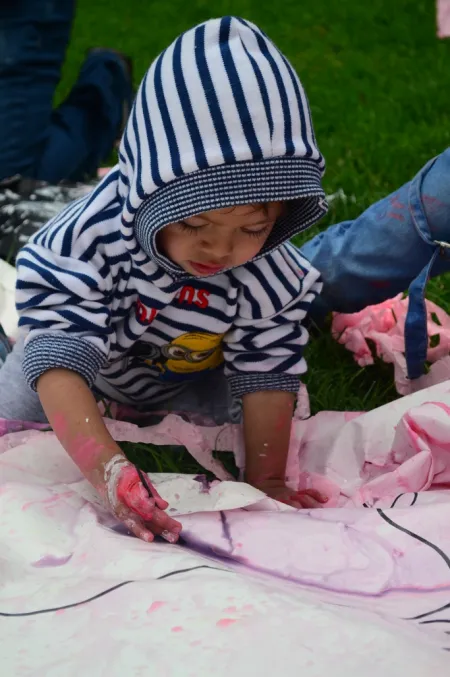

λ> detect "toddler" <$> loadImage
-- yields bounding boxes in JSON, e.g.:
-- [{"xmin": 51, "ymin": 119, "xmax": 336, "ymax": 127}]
[{"xmin": 1, "ymin": 17, "xmax": 328, "ymax": 542}]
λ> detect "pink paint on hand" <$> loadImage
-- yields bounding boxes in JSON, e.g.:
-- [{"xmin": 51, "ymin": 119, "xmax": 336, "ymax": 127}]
[
  {"xmin": 275, "ymin": 410, "xmax": 291, "ymax": 432},
  {"xmin": 117, "ymin": 466, "xmax": 156, "ymax": 520},
  {"xmin": 70, "ymin": 436, "xmax": 106, "ymax": 474},
  {"xmin": 51, "ymin": 413, "xmax": 68, "ymax": 439}
]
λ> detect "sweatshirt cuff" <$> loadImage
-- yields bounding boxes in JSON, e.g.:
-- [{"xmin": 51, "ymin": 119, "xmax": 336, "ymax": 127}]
[
  {"xmin": 23, "ymin": 334, "xmax": 106, "ymax": 391},
  {"xmin": 228, "ymin": 373, "xmax": 301, "ymax": 398}
]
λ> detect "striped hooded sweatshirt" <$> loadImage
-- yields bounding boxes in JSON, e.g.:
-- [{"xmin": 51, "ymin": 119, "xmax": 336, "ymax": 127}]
[{"xmin": 16, "ymin": 16, "xmax": 328, "ymax": 407}]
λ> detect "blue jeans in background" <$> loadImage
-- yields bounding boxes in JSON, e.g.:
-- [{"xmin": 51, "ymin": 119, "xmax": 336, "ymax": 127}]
[
  {"xmin": 300, "ymin": 148, "xmax": 450, "ymax": 380},
  {"xmin": 0, "ymin": 0, "xmax": 133, "ymax": 183}
]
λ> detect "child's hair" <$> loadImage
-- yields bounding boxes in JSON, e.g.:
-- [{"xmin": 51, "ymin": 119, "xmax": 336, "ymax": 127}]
[{"xmin": 221, "ymin": 202, "xmax": 288, "ymax": 217}]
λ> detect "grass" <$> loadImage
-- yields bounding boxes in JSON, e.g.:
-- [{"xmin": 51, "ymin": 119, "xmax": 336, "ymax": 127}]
[{"xmin": 56, "ymin": 1, "xmax": 450, "ymax": 469}]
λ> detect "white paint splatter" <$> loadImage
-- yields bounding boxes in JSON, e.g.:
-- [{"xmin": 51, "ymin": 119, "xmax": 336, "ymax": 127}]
[{"xmin": 104, "ymin": 454, "xmax": 128, "ymax": 509}]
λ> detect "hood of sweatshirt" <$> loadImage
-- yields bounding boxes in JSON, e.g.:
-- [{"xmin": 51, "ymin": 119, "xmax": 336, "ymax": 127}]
[{"xmin": 117, "ymin": 15, "xmax": 327, "ymax": 279}]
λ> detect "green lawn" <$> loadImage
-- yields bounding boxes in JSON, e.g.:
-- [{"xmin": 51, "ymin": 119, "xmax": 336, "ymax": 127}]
[{"xmin": 59, "ymin": 0, "xmax": 450, "ymax": 425}]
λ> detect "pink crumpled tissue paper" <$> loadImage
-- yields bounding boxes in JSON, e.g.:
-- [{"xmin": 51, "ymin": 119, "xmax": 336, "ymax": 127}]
[{"xmin": 332, "ymin": 294, "xmax": 450, "ymax": 395}]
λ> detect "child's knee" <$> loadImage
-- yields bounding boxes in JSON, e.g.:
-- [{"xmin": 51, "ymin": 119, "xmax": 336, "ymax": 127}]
[{"xmin": 0, "ymin": 338, "xmax": 47, "ymax": 422}]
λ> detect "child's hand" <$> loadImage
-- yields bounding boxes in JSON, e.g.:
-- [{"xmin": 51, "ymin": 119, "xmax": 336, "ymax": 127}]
[
  {"xmin": 250, "ymin": 478, "xmax": 328, "ymax": 509},
  {"xmin": 103, "ymin": 455, "xmax": 182, "ymax": 543}
]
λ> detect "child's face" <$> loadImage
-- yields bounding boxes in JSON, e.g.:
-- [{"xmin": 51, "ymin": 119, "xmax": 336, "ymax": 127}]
[{"xmin": 157, "ymin": 202, "xmax": 283, "ymax": 276}]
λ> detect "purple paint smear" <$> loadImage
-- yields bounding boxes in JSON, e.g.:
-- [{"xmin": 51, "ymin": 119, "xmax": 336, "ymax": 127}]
[
  {"xmin": 32, "ymin": 554, "xmax": 73, "ymax": 568},
  {"xmin": 194, "ymin": 474, "xmax": 211, "ymax": 494}
]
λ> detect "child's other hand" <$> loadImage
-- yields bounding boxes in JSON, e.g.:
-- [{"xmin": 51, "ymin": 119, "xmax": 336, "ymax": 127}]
[
  {"xmin": 103, "ymin": 455, "xmax": 182, "ymax": 543},
  {"xmin": 249, "ymin": 478, "xmax": 328, "ymax": 509}
]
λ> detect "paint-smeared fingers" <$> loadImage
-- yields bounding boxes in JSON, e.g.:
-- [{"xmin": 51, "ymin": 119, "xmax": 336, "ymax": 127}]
[
  {"xmin": 292, "ymin": 490, "xmax": 328, "ymax": 509},
  {"xmin": 123, "ymin": 516, "xmax": 155, "ymax": 543},
  {"xmin": 303, "ymin": 489, "xmax": 328, "ymax": 504},
  {"xmin": 125, "ymin": 482, "xmax": 156, "ymax": 521},
  {"xmin": 146, "ymin": 506, "xmax": 182, "ymax": 537},
  {"xmin": 141, "ymin": 475, "xmax": 169, "ymax": 510},
  {"xmin": 146, "ymin": 523, "xmax": 180, "ymax": 544},
  {"xmin": 123, "ymin": 512, "xmax": 180, "ymax": 544}
]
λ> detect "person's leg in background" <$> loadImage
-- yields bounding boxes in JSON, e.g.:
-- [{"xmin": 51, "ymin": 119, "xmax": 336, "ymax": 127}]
[
  {"xmin": 0, "ymin": 0, "xmax": 76, "ymax": 181},
  {"xmin": 0, "ymin": 0, "xmax": 133, "ymax": 184},
  {"xmin": 37, "ymin": 48, "xmax": 133, "ymax": 183}
]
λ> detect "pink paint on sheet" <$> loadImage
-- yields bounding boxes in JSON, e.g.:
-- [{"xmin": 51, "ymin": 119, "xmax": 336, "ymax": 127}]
[
  {"xmin": 22, "ymin": 493, "xmax": 72, "ymax": 512},
  {"xmin": 216, "ymin": 618, "xmax": 237, "ymax": 628},
  {"xmin": 432, "ymin": 401, "xmax": 450, "ymax": 417},
  {"xmin": 437, "ymin": 0, "xmax": 450, "ymax": 37},
  {"xmin": 171, "ymin": 626, "xmax": 183, "ymax": 632},
  {"xmin": 147, "ymin": 601, "xmax": 166, "ymax": 613}
]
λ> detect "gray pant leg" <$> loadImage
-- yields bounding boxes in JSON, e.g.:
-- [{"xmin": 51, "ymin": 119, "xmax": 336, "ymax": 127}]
[
  {"xmin": 165, "ymin": 370, "xmax": 242, "ymax": 425},
  {"xmin": 0, "ymin": 333, "xmax": 47, "ymax": 422}
]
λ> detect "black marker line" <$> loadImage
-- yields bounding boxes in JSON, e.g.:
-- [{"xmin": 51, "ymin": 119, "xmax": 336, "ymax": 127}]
[
  {"xmin": 0, "ymin": 581, "xmax": 133, "ymax": 618},
  {"xmin": 377, "ymin": 509, "xmax": 450, "ymax": 569},
  {"xmin": 0, "ymin": 565, "xmax": 230, "ymax": 617},
  {"xmin": 157, "ymin": 564, "xmax": 227, "ymax": 580},
  {"xmin": 419, "ymin": 619, "xmax": 450, "ymax": 625},
  {"xmin": 412, "ymin": 602, "xmax": 450, "ymax": 620},
  {"xmin": 377, "ymin": 509, "xmax": 450, "ymax": 622},
  {"xmin": 390, "ymin": 493, "xmax": 418, "ymax": 509}
]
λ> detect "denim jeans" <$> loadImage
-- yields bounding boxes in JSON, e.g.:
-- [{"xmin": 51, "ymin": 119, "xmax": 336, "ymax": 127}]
[
  {"xmin": 300, "ymin": 148, "xmax": 450, "ymax": 380},
  {"xmin": 0, "ymin": 0, "xmax": 132, "ymax": 183}
]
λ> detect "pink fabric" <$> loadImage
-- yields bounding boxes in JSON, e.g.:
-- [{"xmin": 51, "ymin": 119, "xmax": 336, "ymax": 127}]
[
  {"xmin": 3, "ymin": 381, "xmax": 450, "ymax": 510},
  {"xmin": 437, "ymin": 0, "xmax": 450, "ymax": 37},
  {"xmin": 331, "ymin": 294, "xmax": 450, "ymax": 394},
  {"xmin": 2, "ymin": 383, "xmax": 450, "ymax": 670}
]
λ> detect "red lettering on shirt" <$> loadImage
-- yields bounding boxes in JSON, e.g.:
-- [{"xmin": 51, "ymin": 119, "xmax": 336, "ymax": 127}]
[
  {"xmin": 195, "ymin": 289, "xmax": 210, "ymax": 309},
  {"xmin": 177, "ymin": 286, "xmax": 210, "ymax": 309},
  {"xmin": 178, "ymin": 285, "xmax": 195, "ymax": 305},
  {"xmin": 136, "ymin": 299, "xmax": 157, "ymax": 324}
]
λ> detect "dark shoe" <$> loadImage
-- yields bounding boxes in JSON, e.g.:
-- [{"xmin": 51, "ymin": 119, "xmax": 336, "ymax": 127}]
[{"xmin": 87, "ymin": 48, "xmax": 134, "ymax": 141}]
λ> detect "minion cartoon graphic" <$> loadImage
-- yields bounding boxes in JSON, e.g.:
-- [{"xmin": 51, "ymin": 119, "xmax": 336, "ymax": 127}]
[
  {"xmin": 160, "ymin": 332, "xmax": 224, "ymax": 375},
  {"xmin": 128, "ymin": 332, "xmax": 224, "ymax": 381}
]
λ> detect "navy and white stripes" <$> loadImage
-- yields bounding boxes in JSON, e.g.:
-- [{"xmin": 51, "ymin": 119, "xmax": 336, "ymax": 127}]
[
  {"xmin": 17, "ymin": 233, "xmax": 321, "ymax": 401},
  {"xmin": 15, "ymin": 17, "xmax": 326, "ymax": 403},
  {"xmin": 118, "ymin": 16, "xmax": 327, "ymax": 270}
]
